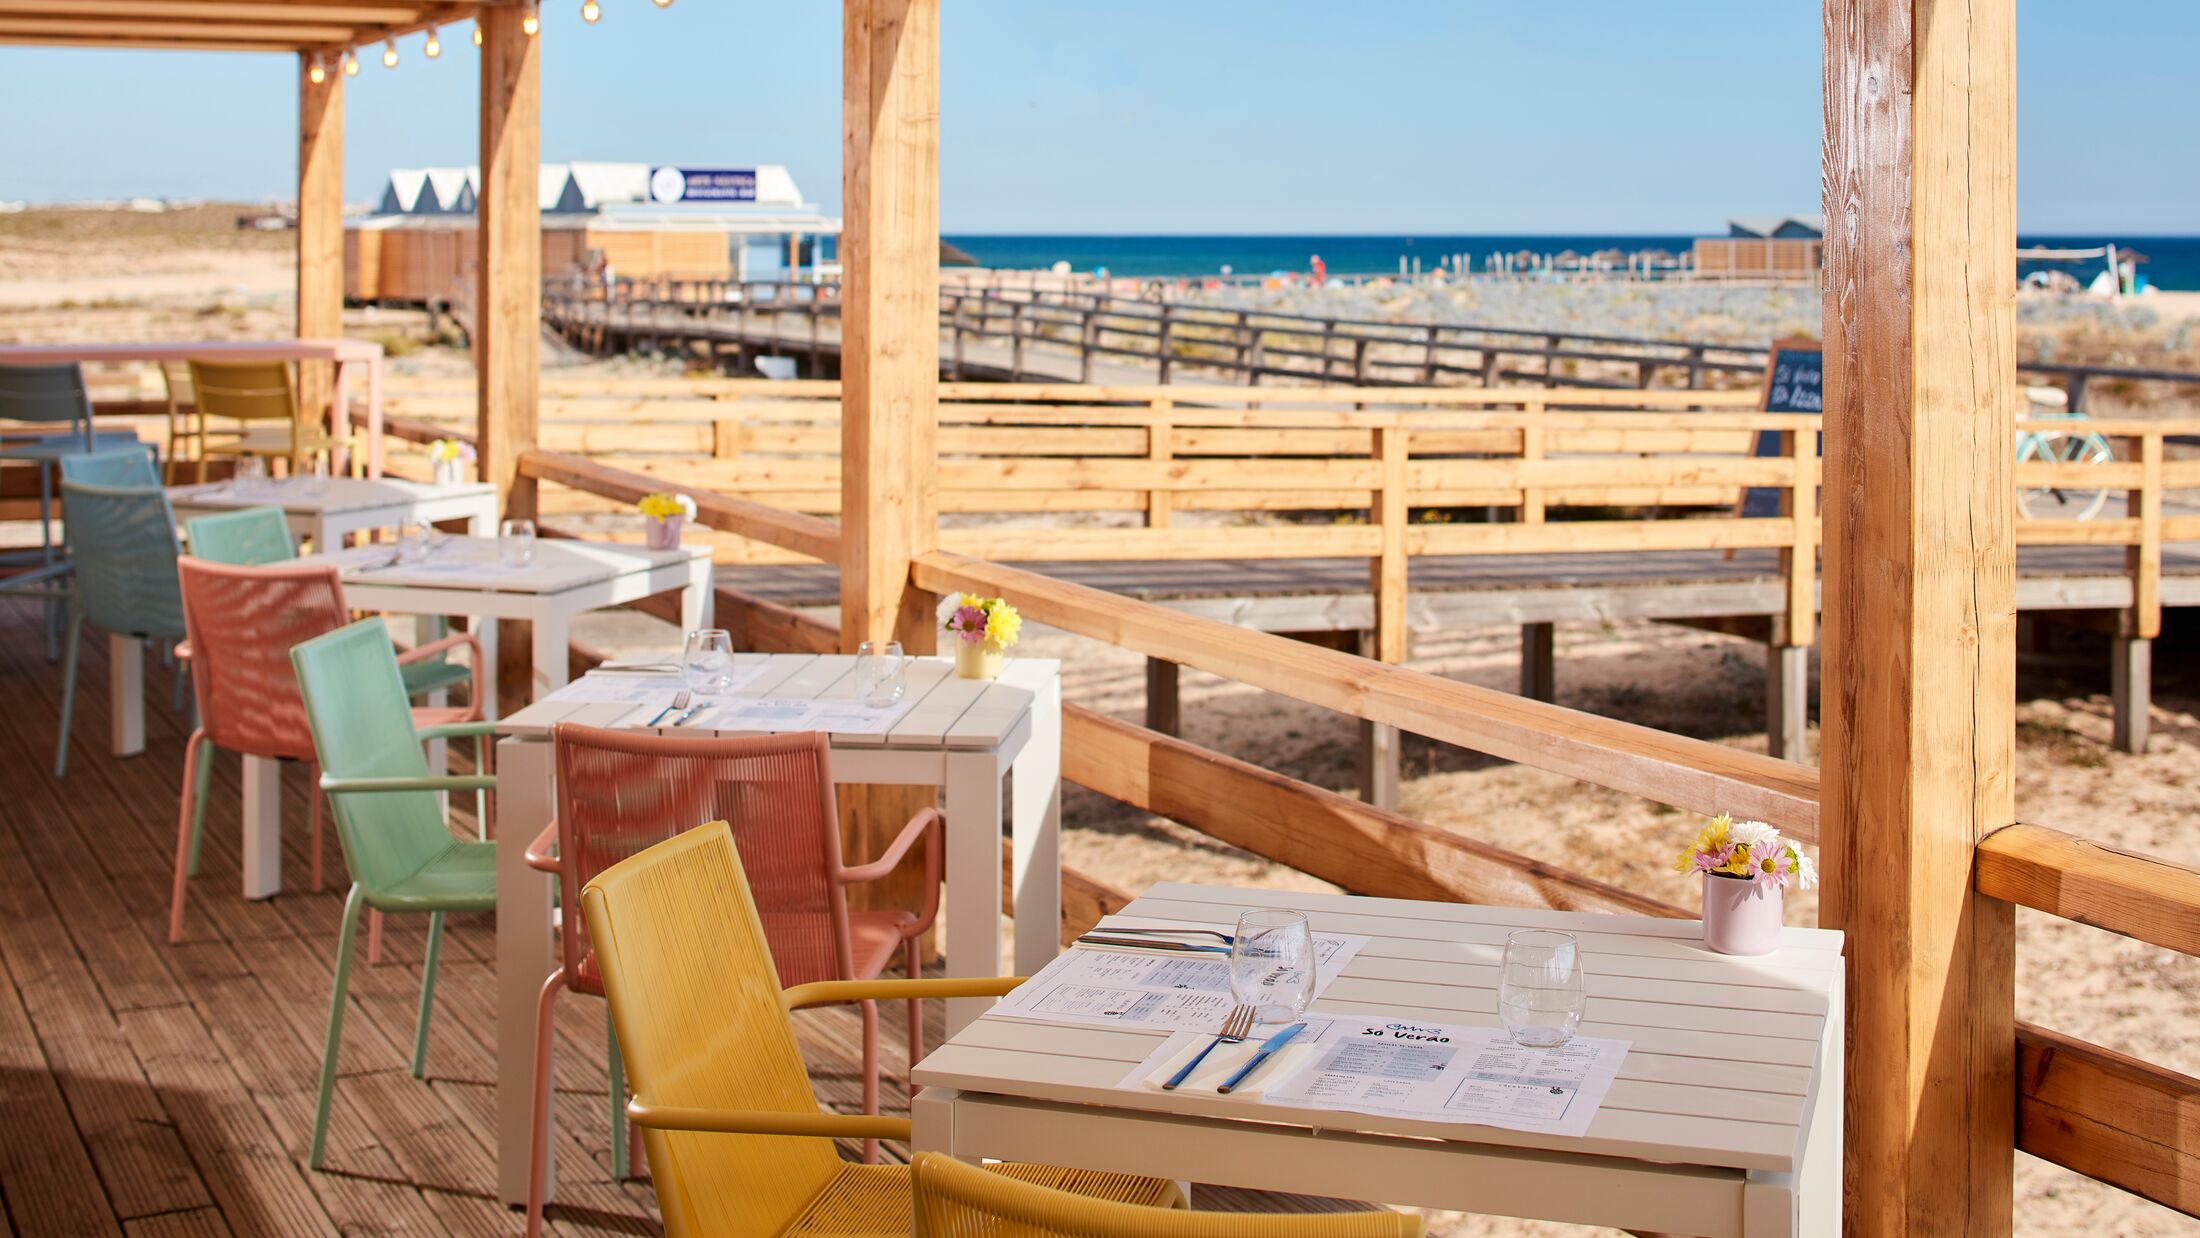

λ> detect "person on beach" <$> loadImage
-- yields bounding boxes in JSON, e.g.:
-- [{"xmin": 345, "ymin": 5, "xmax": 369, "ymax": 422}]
[{"xmin": 1310, "ymin": 254, "xmax": 1327, "ymax": 287}]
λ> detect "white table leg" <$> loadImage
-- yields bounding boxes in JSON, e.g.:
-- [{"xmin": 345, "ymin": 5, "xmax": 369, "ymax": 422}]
[
  {"xmin": 942, "ymin": 750, "xmax": 1005, "ymax": 1036},
  {"xmin": 240, "ymin": 754, "xmax": 283, "ymax": 900},
  {"xmin": 414, "ymin": 615, "xmax": 451, "ymax": 812},
  {"xmin": 1009, "ymin": 676, "xmax": 1062, "ymax": 974},
  {"xmin": 496, "ymin": 735, "xmax": 557, "ymax": 1206},
  {"xmin": 530, "ymin": 608, "xmax": 570, "ymax": 703},
  {"xmin": 1743, "ymin": 1171, "xmax": 1798, "ymax": 1237},
  {"xmin": 108, "ymin": 634, "xmax": 143, "ymax": 757},
  {"xmin": 330, "ymin": 363, "xmax": 350, "ymax": 473},
  {"xmin": 680, "ymin": 557, "xmax": 713, "ymax": 632},
  {"xmin": 912, "ymin": 1086, "xmax": 977, "ymax": 1164},
  {"xmin": 478, "ymin": 616, "xmax": 500, "ymax": 721},
  {"xmin": 367, "ymin": 356, "xmax": 384, "ymax": 477}
]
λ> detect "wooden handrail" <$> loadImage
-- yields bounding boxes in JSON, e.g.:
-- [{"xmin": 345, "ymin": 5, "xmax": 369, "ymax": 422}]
[
  {"xmin": 2017, "ymin": 1023, "xmax": 2200, "ymax": 1216},
  {"xmin": 1976, "ymin": 823, "xmax": 2200, "ymax": 957},
  {"xmin": 515, "ymin": 447, "xmax": 841, "ymax": 564},
  {"xmin": 912, "ymin": 548, "xmax": 1821, "ymax": 834}
]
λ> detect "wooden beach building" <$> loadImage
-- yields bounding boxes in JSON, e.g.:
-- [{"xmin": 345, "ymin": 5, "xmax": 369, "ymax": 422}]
[{"xmin": 0, "ymin": 2, "xmax": 2196, "ymax": 1236}]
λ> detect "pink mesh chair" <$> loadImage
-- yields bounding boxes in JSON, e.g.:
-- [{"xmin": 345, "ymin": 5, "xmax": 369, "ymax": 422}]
[
  {"xmin": 522, "ymin": 725, "xmax": 941, "ymax": 1232},
  {"xmin": 171, "ymin": 557, "xmax": 487, "ymax": 945}
]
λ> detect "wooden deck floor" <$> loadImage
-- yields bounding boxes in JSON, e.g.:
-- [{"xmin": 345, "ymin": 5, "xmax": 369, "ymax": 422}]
[{"xmin": 0, "ymin": 600, "xmax": 1375, "ymax": 1236}]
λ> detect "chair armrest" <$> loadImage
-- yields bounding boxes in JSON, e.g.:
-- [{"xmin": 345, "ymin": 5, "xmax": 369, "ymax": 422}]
[
  {"xmin": 321, "ymin": 774, "xmax": 496, "ymax": 795},
  {"xmin": 416, "ymin": 721, "xmax": 500, "ymax": 741},
  {"xmin": 524, "ymin": 822, "xmax": 560, "ymax": 874},
  {"xmin": 396, "ymin": 631, "xmax": 486, "ymax": 715},
  {"xmin": 781, "ymin": 975, "xmax": 1027, "ymax": 1011},
  {"xmin": 625, "ymin": 1100, "xmax": 912, "ymax": 1142},
  {"xmin": 837, "ymin": 807, "xmax": 940, "ymax": 885}
]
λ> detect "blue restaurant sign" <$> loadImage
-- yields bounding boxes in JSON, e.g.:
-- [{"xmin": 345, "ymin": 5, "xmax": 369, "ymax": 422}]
[{"xmin": 648, "ymin": 166, "xmax": 758, "ymax": 204}]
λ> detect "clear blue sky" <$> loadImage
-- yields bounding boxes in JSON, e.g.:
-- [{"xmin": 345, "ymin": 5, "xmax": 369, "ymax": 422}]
[{"xmin": 0, "ymin": 1, "xmax": 2193, "ymax": 234}]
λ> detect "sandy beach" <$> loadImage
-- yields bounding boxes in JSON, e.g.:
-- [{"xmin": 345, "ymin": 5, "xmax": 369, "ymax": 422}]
[{"xmin": 6, "ymin": 204, "xmax": 2196, "ymax": 1235}]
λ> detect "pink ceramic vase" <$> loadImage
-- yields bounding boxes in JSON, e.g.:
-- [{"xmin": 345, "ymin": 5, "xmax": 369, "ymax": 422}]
[
  {"xmin": 644, "ymin": 514, "xmax": 683, "ymax": 550},
  {"xmin": 1701, "ymin": 873, "xmax": 1783, "ymax": 955}
]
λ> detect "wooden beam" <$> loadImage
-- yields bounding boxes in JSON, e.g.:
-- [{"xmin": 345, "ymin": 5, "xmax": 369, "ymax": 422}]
[
  {"xmin": 2017, "ymin": 1023, "xmax": 2200, "ymax": 1218},
  {"xmin": 1820, "ymin": 0, "xmax": 2018, "ymax": 1230},
  {"xmin": 1976, "ymin": 823, "xmax": 2200, "ymax": 957},
  {"xmin": 295, "ymin": 50, "xmax": 343, "ymax": 433},
  {"xmin": 839, "ymin": 0, "xmax": 939, "ymax": 651},
  {"xmin": 478, "ymin": 2, "xmax": 539, "ymax": 715}
]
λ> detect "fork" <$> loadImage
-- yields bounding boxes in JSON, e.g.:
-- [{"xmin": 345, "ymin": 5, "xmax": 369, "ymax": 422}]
[
  {"xmin": 645, "ymin": 690, "xmax": 691, "ymax": 727},
  {"xmin": 1162, "ymin": 1004, "xmax": 1255, "ymax": 1091}
]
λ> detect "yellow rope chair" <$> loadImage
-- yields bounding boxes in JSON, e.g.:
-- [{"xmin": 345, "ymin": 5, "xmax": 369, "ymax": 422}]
[
  {"xmin": 187, "ymin": 359, "xmax": 335, "ymax": 482},
  {"xmin": 576, "ymin": 820, "xmax": 1182, "ymax": 1237},
  {"xmin": 912, "ymin": 1151, "xmax": 1423, "ymax": 1237}
]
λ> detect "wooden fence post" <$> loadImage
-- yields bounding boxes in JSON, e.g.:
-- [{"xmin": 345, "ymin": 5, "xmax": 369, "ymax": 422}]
[
  {"xmin": 1146, "ymin": 399, "xmax": 1174, "ymax": 529},
  {"xmin": 1362, "ymin": 422, "xmax": 1409, "ymax": 809},
  {"xmin": 1079, "ymin": 308, "xmax": 1097, "ymax": 383},
  {"xmin": 1518, "ymin": 400, "xmax": 1546, "ymax": 524},
  {"xmin": 1821, "ymin": 0, "xmax": 2018, "ymax": 1231},
  {"xmin": 1009, "ymin": 300, "xmax": 1025, "ymax": 380},
  {"xmin": 296, "ymin": 53, "xmax": 343, "ymax": 446},
  {"xmin": 2115, "ymin": 430, "xmax": 2162, "ymax": 752},
  {"xmin": 1768, "ymin": 425, "xmax": 1818, "ymax": 761},
  {"xmin": 1157, "ymin": 303, "xmax": 1175, "ymax": 384}
]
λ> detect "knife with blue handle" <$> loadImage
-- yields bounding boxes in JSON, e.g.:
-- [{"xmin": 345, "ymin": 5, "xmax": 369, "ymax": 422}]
[{"xmin": 1216, "ymin": 1021, "xmax": 1307, "ymax": 1094}]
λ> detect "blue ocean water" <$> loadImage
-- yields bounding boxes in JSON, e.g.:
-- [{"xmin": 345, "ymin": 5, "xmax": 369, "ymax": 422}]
[{"xmin": 943, "ymin": 234, "xmax": 2200, "ymax": 292}]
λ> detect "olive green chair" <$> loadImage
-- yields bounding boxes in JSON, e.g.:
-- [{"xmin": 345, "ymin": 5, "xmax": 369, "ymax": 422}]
[{"xmin": 289, "ymin": 617, "xmax": 498, "ymax": 1169}]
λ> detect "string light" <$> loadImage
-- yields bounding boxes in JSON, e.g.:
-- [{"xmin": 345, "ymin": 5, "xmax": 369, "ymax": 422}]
[
  {"xmin": 472, "ymin": 18, "xmax": 483, "ymax": 45},
  {"xmin": 652, "ymin": 0, "xmax": 672, "ymax": 7},
  {"xmin": 521, "ymin": 3, "xmax": 539, "ymax": 35},
  {"xmin": 307, "ymin": 56, "xmax": 326, "ymax": 84},
  {"xmin": 342, "ymin": 49, "xmax": 360, "ymax": 75},
  {"xmin": 423, "ymin": 25, "xmax": 441, "ymax": 57},
  {"xmin": 382, "ymin": 37, "xmax": 398, "ymax": 67},
  {"xmin": 580, "ymin": 0, "xmax": 600, "ymax": 21}
]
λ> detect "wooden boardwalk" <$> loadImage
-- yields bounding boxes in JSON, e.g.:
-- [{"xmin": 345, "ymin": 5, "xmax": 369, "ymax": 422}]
[{"xmin": 0, "ymin": 601, "xmax": 1374, "ymax": 1236}]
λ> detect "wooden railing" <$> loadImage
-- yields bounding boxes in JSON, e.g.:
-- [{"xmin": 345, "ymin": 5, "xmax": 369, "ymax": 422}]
[
  {"xmin": 369, "ymin": 400, "xmax": 2199, "ymax": 1217},
  {"xmin": 548, "ymin": 278, "xmax": 2200, "ymax": 401}
]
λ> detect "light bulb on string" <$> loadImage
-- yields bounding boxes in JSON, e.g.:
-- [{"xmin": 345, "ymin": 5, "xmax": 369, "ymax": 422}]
[
  {"xmin": 521, "ymin": 4, "xmax": 539, "ymax": 35},
  {"xmin": 424, "ymin": 26, "xmax": 441, "ymax": 57},
  {"xmin": 307, "ymin": 56, "xmax": 326, "ymax": 84},
  {"xmin": 472, "ymin": 19, "xmax": 483, "ymax": 45},
  {"xmin": 580, "ymin": 0, "xmax": 600, "ymax": 22},
  {"xmin": 382, "ymin": 37, "xmax": 398, "ymax": 67},
  {"xmin": 652, "ymin": 0, "xmax": 672, "ymax": 8},
  {"xmin": 343, "ymin": 50, "xmax": 360, "ymax": 75}
]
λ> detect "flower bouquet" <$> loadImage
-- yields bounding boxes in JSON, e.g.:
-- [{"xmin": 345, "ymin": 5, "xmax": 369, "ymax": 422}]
[
  {"xmin": 427, "ymin": 438, "xmax": 475, "ymax": 485},
  {"xmin": 1674, "ymin": 814, "xmax": 1817, "ymax": 955},
  {"xmin": 940, "ymin": 593, "xmax": 1022, "ymax": 679},
  {"xmin": 637, "ymin": 492, "xmax": 696, "ymax": 550}
]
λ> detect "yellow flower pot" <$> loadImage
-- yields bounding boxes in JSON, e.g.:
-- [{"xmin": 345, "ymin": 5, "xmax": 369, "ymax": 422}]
[{"xmin": 954, "ymin": 638, "xmax": 1005, "ymax": 680}]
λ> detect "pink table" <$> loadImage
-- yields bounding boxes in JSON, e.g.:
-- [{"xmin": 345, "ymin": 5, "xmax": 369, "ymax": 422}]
[{"xmin": 0, "ymin": 338, "xmax": 388, "ymax": 476}]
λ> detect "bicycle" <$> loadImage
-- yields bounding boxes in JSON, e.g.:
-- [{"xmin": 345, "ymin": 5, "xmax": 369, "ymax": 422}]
[{"xmin": 2015, "ymin": 385, "xmax": 2117, "ymax": 520}]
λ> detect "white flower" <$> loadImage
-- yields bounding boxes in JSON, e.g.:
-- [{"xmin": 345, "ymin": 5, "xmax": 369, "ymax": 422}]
[
  {"xmin": 1792, "ymin": 848, "xmax": 1819, "ymax": 890},
  {"xmin": 1727, "ymin": 819, "xmax": 1781, "ymax": 852},
  {"xmin": 675, "ymin": 494, "xmax": 698, "ymax": 520}
]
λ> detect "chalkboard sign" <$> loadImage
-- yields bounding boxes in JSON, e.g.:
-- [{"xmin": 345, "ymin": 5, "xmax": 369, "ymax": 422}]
[{"xmin": 1740, "ymin": 340, "xmax": 1824, "ymax": 518}]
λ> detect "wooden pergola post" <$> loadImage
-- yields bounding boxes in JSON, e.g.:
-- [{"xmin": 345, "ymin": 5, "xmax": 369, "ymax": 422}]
[
  {"xmin": 479, "ymin": 5, "xmax": 542, "ymax": 715},
  {"xmin": 840, "ymin": 0, "xmax": 943, "ymax": 929},
  {"xmin": 477, "ymin": 4, "xmax": 541, "ymax": 517},
  {"xmin": 296, "ymin": 51, "xmax": 342, "ymax": 441},
  {"xmin": 1821, "ymin": 0, "xmax": 2018, "ymax": 1231}
]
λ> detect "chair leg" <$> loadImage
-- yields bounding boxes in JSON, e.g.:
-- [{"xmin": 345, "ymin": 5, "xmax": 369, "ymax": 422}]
[
  {"xmin": 186, "ymin": 736, "xmax": 214, "ymax": 877},
  {"xmin": 524, "ymin": 969, "xmax": 569, "ymax": 1238},
  {"xmin": 306, "ymin": 760, "xmax": 325, "ymax": 893},
  {"xmin": 53, "ymin": 616, "xmax": 81, "ymax": 778},
  {"xmin": 168, "ymin": 729, "xmax": 211, "ymax": 944},
  {"xmin": 411, "ymin": 912, "xmax": 445, "ymax": 1079},
  {"xmin": 607, "ymin": 1008, "xmax": 628, "ymax": 1180},
  {"xmin": 367, "ymin": 910, "xmax": 383, "ymax": 966},
  {"xmin": 309, "ymin": 885, "xmax": 367, "ymax": 1169},
  {"xmin": 860, "ymin": 998, "xmax": 880, "ymax": 1165},
  {"xmin": 905, "ymin": 938, "xmax": 925, "ymax": 1088}
]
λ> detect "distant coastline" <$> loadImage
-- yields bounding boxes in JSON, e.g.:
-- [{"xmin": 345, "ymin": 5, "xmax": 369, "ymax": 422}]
[{"xmin": 943, "ymin": 233, "xmax": 2200, "ymax": 292}]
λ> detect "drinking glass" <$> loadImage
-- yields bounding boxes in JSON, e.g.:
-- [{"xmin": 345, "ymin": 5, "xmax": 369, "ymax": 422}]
[
  {"xmin": 682, "ymin": 629, "xmax": 736, "ymax": 694},
  {"xmin": 1498, "ymin": 929, "xmax": 1586, "ymax": 1048},
  {"xmin": 394, "ymin": 521, "xmax": 432, "ymax": 564},
  {"xmin": 854, "ymin": 639, "xmax": 907, "ymax": 707},
  {"xmin": 301, "ymin": 454, "xmax": 330, "ymax": 496},
  {"xmin": 499, "ymin": 518, "xmax": 537, "ymax": 568},
  {"xmin": 1229, "ymin": 909, "xmax": 1315, "ymax": 1024},
  {"xmin": 233, "ymin": 455, "xmax": 266, "ymax": 490}
]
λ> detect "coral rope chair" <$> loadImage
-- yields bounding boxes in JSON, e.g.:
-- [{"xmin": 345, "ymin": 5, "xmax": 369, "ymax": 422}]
[
  {"xmin": 910, "ymin": 1152, "xmax": 1423, "ymax": 1236},
  {"xmin": 289, "ymin": 618, "xmax": 500, "ymax": 1170},
  {"xmin": 170, "ymin": 558, "xmax": 487, "ymax": 945},
  {"xmin": 571, "ymin": 820, "xmax": 1182, "ymax": 1238},
  {"xmin": 188, "ymin": 358, "xmax": 336, "ymax": 482},
  {"xmin": 523, "ymin": 726, "xmax": 944, "ymax": 1231}
]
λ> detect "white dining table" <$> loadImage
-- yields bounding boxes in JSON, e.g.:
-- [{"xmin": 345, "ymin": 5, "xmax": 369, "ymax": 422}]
[
  {"xmin": 914, "ymin": 883, "xmax": 1844, "ymax": 1238},
  {"xmin": 167, "ymin": 476, "xmax": 498, "ymax": 553},
  {"xmin": 490, "ymin": 651, "xmax": 1063, "ymax": 1206},
  {"xmin": 0, "ymin": 338, "xmax": 388, "ymax": 474}
]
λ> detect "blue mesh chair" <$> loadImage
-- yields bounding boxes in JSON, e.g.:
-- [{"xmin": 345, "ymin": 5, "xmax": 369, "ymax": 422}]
[
  {"xmin": 182, "ymin": 505, "xmax": 472, "ymax": 703},
  {"xmin": 59, "ymin": 444, "xmax": 161, "ymax": 488},
  {"xmin": 54, "ymin": 473, "xmax": 188, "ymax": 777}
]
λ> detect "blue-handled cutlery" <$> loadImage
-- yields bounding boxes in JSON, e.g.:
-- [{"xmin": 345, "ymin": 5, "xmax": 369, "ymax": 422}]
[
  {"xmin": 1216, "ymin": 1021, "xmax": 1308, "ymax": 1094},
  {"xmin": 1162, "ymin": 1004, "xmax": 1255, "ymax": 1090}
]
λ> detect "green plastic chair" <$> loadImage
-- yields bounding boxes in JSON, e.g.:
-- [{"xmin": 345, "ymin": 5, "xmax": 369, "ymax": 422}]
[
  {"xmin": 2, "ymin": 363, "xmax": 101, "ymax": 655},
  {"xmin": 185, "ymin": 505, "xmax": 473, "ymax": 702},
  {"xmin": 289, "ymin": 617, "xmax": 499, "ymax": 1170},
  {"xmin": 54, "ymin": 469, "xmax": 190, "ymax": 777}
]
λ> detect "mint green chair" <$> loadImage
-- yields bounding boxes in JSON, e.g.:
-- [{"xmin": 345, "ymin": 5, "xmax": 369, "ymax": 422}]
[
  {"xmin": 289, "ymin": 617, "xmax": 498, "ymax": 1169},
  {"xmin": 186, "ymin": 505, "xmax": 473, "ymax": 702},
  {"xmin": 54, "ymin": 469, "xmax": 189, "ymax": 777}
]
